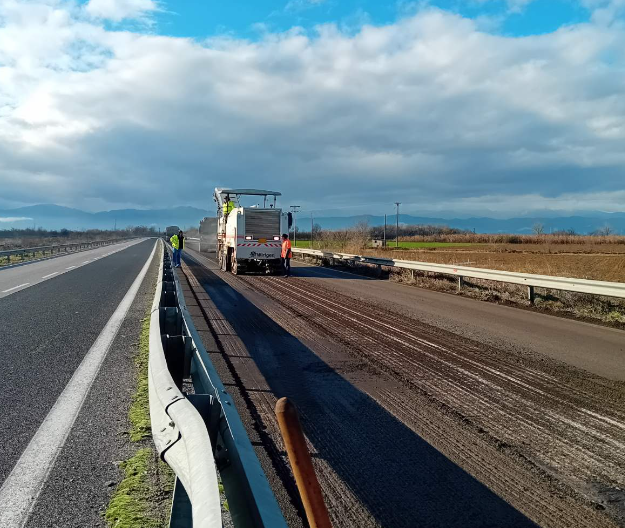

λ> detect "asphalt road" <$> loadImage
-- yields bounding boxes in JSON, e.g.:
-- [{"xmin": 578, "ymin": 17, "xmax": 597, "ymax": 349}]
[
  {"xmin": 0, "ymin": 239, "xmax": 157, "ymax": 526},
  {"xmin": 181, "ymin": 248, "xmax": 625, "ymax": 527},
  {"xmin": 0, "ymin": 238, "xmax": 144, "ymax": 299},
  {"xmin": 287, "ymin": 259, "xmax": 625, "ymax": 381}
]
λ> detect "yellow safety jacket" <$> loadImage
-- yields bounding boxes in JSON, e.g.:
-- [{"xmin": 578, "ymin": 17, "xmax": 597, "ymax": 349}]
[
  {"xmin": 225, "ymin": 201, "xmax": 235, "ymax": 215},
  {"xmin": 170, "ymin": 234, "xmax": 179, "ymax": 250}
]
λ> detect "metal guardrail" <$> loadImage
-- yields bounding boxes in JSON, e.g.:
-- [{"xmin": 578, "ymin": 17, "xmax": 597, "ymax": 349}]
[
  {"xmin": 292, "ymin": 247, "xmax": 625, "ymax": 301},
  {"xmin": 0, "ymin": 239, "xmax": 125, "ymax": 264},
  {"xmin": 149, "ymin": 240, "xmax": 288, "ymax": 527},
  {"xmin": 149, "ymin": 241, "xmax": 221, "ymax": 527}
]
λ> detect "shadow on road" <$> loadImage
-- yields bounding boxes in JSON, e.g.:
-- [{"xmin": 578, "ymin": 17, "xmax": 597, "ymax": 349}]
[{"xmin": 184, "ymin": 255, "xmax": 536, "ymax": 528}]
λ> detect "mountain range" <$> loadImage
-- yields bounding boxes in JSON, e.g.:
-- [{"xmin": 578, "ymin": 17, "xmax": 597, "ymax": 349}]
[{"xmin": 1, "ymin": 204, "xmax": 624, "ymax": 235}]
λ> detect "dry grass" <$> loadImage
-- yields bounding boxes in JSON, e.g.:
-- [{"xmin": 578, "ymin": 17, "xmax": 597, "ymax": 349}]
[
  {"xmin": 364, "ymin": 248, "xmax": 625, "ymax": 282},
  {"xmin": 303, "ymin": 234, "xmax": 625, "ymax": 325},
  {"xmin": 399, "ymin": 233, "xmax": 625, "ymax": 245}
]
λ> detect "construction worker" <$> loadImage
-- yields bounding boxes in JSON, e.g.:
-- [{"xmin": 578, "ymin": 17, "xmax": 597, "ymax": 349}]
[
  {"xmin": 281, "ymin": 233, "xmax": 292, "ymax": 277},
  {"xmin": 177, "ymin": 230, "xmax": 185, "ymax": 267},
  {"xmin": 170, "ymin": 231, "xmax": 181, "ymax": 268},
  {"xmin": 224, "ymin": 195, "xmax": 236, "ymax": 216}
]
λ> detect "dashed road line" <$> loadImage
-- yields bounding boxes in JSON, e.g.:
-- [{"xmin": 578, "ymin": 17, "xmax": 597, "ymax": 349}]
[
  {"xmin": 2, "ymin": 283, "xmax": 30, "ymax": 293},
  {"xmin": 41, "ymin": 272, "xmax": 58, "ymax": 279},
  {"xmin": 66, "ymin": 266, "xmax": 76, "ymax": 270}
]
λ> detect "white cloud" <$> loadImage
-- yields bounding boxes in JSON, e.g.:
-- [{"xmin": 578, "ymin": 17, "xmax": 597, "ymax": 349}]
[
  {"xmin": 0, "ymin": 217, "xmax": 33, "ymax": 222},
  {"xmin": 0, "ymin": 2, "xmax": 624, "ymax": 215},
  {"xmin": 85, "ymin": 0, "xmax": 158, "ymax": 21}
]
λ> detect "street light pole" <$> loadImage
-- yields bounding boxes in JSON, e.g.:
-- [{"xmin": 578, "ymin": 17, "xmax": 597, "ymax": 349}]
[
  {"xmin": 311, "ymin": 212, "xmax": 314, "ymax": 249},
  {"xmin": 395, "ymin": 202, "xmax": 401, "ymax": 248},
  {"xmin": 383, "ymin": 214, "xmax": 387, "ymax": 248},
  {"xmin": 290, "ymin": 205, "xmax": 301, "ymax": 247}
]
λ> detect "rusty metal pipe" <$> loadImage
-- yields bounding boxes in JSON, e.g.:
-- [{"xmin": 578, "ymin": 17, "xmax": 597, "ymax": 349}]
[{"xmin": 275, "ymin": 397, "xmax": 332, "ymax": 528}]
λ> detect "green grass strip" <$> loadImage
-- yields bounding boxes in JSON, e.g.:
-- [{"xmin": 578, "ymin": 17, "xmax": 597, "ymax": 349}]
[
  {"xmin": 105, "ymin": 448, "xmax": 173, "ymax": 528},
  {"xmin": 105, "ymin": 306, "xmax": 175, "ymax": 528},
  {"xmin": 129, "ymin": 316, "xmax": 151, "ymax": 441}
]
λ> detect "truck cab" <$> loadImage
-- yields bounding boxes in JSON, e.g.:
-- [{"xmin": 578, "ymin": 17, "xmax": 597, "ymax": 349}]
[{"xmin": 214, "ymin": 188, "xmax": 290, "ymax": 274}]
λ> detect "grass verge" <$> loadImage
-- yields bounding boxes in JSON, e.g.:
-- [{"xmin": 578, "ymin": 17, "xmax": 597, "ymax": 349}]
[{"xmin": 105, "ymin": 313, "xmax": 175, "ymax": 528}]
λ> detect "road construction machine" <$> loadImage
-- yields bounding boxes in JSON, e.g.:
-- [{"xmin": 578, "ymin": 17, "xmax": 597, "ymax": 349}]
[{"xmin": 214, "ymin": 188, "xmax": 291, "ymax": 275}]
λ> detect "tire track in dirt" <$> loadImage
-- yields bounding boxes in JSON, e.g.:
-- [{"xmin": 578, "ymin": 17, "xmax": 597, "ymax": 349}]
[{"xmin": 183, "ymin": 250, "xmax": 624, "ymax": 527}]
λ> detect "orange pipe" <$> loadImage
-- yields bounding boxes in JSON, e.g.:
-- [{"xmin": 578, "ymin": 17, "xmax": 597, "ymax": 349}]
[{"xmin": 275, "ymin": 397, "xmax": 332, "ymax": 528}]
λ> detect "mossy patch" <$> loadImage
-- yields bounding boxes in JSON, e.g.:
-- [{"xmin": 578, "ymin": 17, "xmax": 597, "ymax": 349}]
[
  {"xmin": 105, "ymin": 293, "xmax": 175, "ymax": 528},
  {"xmin": 105, "ymin": 448, "xmax": 174, "ymax": 528},
  {"xmin": 129, "ymin": 316, "xmax": 151, "ymax": 441}
]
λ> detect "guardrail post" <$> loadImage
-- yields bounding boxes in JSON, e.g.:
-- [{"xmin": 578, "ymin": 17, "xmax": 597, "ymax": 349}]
[
  {"xmin": 275, "ymin": 398, "xmax": 332, "ymax": 528},
  {"xmin": 375, "ymin": 264, "xmax": 382, "ymax": 278},
  {"xmin": 169, "ymin": 478, "xmax": 193, "ymax": 528},
  {"xmin": 458, "ymin": 276, "xmax": 464, "ymax": 291},
  {"xmin": 528, "ymin": 286, "xmax": 535, "ymax": 304}
]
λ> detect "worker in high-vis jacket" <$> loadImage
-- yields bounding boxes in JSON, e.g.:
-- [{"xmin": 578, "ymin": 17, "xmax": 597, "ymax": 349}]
[
  {"xmin": 281, "ymin": 233, "xmax": 292, "ymax": 277},
  {"xmin": 170, "ymin": 231, "xmax": 183, "ymax": 268},
  {"xmin": 224, "ymin": 195, "xmax": 236, "ymax": 216}
]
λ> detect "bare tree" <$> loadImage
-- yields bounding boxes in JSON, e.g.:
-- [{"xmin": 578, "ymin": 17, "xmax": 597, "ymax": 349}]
[
  {"xmin": 532, "ymin": 222, "xmax": 545, "ymax": 235},
  {"xmin": 594, "ymin": 225, "xmax": 614, "ymax": 236}
]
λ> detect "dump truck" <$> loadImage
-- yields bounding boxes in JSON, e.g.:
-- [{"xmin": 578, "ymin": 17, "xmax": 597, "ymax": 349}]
[{"xmin": 214, "ymin": 188, "xmax": 291, "ymax": 274}]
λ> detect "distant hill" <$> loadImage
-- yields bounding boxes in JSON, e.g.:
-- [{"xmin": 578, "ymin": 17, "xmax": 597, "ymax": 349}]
[
  {"xmin": 311, "ymin": 213, "xmax": 625, "ymax": 235},
  {"xmin": 0, "ymin": 204, "xmax": 211, "ymax": 231},
  {"xmin": 1, "ymin": 205, "xmax": 623, "ymax": 235}
]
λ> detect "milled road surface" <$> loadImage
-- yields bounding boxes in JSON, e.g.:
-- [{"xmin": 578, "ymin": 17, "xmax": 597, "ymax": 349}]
[
  {"xmin": 0, "ymin": 239, "xmax": 157, "ymax": 527},
  {"xmin": 181, "ymin": 248, "xmax": 625, "ymax": 528}
]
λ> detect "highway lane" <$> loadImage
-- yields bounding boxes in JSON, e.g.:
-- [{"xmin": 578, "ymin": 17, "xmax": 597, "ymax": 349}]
[
  {"xmin": 0, "ymin": 238, "xmax": 146, "ymax": 299},
  {"xmin": 186, "ymin": 247, "xmax": 625, "ymax": 380},
  {"xmin": 292, "ymin": 254, "xmax": 625, "ymax": 380},
  {"xmin": 182, "ymin": 248, "xmax": 625, "ymax": 527},
  {"xmin": 0, "ymin": 239, "xmax": 156, "ymax": 523}
]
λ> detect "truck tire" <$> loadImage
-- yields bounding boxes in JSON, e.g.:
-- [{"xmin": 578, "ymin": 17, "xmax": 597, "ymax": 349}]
[{"xmin": 225, "ymin": 248, "xmax": 233, "ymax": 272}]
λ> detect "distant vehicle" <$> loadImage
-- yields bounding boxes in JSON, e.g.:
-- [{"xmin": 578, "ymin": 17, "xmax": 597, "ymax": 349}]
[
  {"xmin": 214, "ymin": 188, "xmax": 291, "ymax": 275},
  {"xmin": 165, "ymin": 225, "xmax": 180, "ymax": 239},
  {"xmin": 199, "ymin": 217, "xmax": 218, "ymax": 253}
]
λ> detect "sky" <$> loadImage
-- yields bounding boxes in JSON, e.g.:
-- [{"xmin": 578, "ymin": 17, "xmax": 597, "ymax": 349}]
[{"xmin": 0, "ymin": 0, "xmax": 624, "ymax": 218}]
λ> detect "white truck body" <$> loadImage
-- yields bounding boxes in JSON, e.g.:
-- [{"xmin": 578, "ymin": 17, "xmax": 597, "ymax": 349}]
[{"xmin": 214, "ymin": 188, "xmax": 289, "ymax": 274}]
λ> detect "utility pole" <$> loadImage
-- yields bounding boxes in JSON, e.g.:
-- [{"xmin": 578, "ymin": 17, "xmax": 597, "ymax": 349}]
[
  {"xmin": 311, "ymin": 212, "xmax": 314, "ymax": 249},
  {"xmin": 290, "ymin": 205, "xmax": 300, "ymax": 247},
  {"xmin": 395, "ymin": 202, "xmax": 401, "ymax": 248},
  {"xmin": 383, "ymin": 214, "xmax": 387, "ymax": 248}
]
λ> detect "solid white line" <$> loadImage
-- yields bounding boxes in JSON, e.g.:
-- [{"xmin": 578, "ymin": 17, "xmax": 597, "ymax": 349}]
[
  {"xmin": 66, "ymin": 266, "xmax": 76, "ymax": 270},
  {"xmin": 41, "ymin": 272, "xmax": 58, "ymax": 279},
  {"xmin": 0, "ymin": 241, "xmax": 157, "ymax": 528},
  {"xmin": 2, "ymin": 283, "xmax": 29, "ymax": 293}
]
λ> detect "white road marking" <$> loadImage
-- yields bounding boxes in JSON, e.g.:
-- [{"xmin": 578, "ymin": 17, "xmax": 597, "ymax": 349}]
[
  {"xmin": 0, "ymin": 241, "xmax": 157, "ymax": 528},
  {"xmin": 41, "ymin": 272, "xmax": 58, "ymax": 279},
  {"xmin": 2, "ymin": 283, "xmax": 29, "ymax": 293},
  {"xmin": 66, "ymin": 266, "xmax": 76, "ymax": 270},
  {"xmin": 82, "ymin": 260, "xmax": 90, "ymax": 264}
]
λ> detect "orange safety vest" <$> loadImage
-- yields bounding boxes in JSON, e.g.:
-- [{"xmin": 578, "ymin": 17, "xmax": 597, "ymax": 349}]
[{"xmin": 281, "ymin": 239, "xmax": 292, "ymax": 258}]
